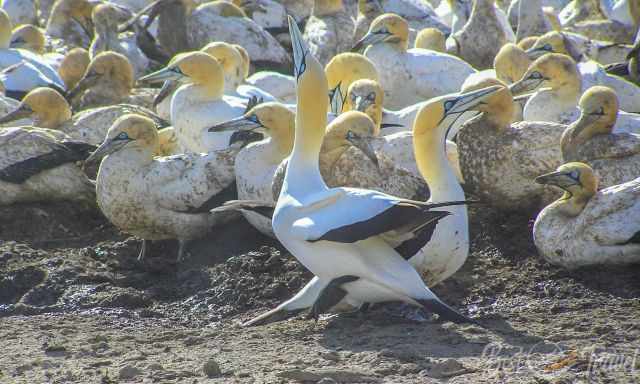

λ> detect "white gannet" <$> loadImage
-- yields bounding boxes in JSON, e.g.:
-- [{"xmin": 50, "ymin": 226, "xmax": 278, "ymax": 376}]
[
  {"xmin": 89, "ymin": 3, "xmax": 149, "ymax": 78},
  {"xmin": 0, "ymin": 125, "xmax": 95, "ymax": 205},
  {"xmin": 353, "ymin": 13, "xmax": 475, "ymax": 109},
  {"xmin": 57, "ymin": 47, "xmax": 90, "ymax": 91},
  {"xmin": 303, "ymin": 0, "xmax": 355, "ymax": 67},
  {"xmin": 457, "ymin": 77, "xmax": 565, "ymax": 211},
  {"xmin": 534, "ymin": 162, "xmax": 640, "ymax": 269},
  {"xmin": 85, "ymin": 114, "xmax": 257, "ymax": 262},
  {"xmin": 324, "ymin": 52, "xmax": 379, "ymax": 114},
  {"xmin": 1, "ymin": 0, "xmax": 37, "ymax": 26},
  {"xmin": 139, "ymin": 51, "xmax": 245, "ymax": 153},
  {"xmin": 511, "ymin": 53, "xmax": 640, "ymax": 125},
  {"xmin": 187, "ymin": 1, "xmax": 290, "ymax": 71},
  {"xmin": 67, "ymin": 51, "xmax": 156, "ymax": 110},
  {"xmin": 244, "ymin": 17, "xmax": 481, "ymax": 325},
  {"xmin": 45, "ymin": 0, "xmax": 95, "ymax": 48},
  {"xmin": 560, "ymin": 86, "xmax": 640, "ymax": 189},
  {"xmin": 446, "ymin": 0, "xmax": 515, "ymax": 70},
  {"xmin": 0, "ymin": 87, "xmax": 170, "ymax": 146}
]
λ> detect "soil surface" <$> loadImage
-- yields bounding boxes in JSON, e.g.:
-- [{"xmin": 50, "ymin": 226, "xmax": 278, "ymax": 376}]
[{"xmin": 1, "ymin": 202, "xmax": 639, "ymax": 383}]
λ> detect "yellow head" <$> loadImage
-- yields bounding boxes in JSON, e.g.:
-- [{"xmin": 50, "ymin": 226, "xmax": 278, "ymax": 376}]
[
  {"xmin": 0, "ymin": 87, "xmax": 71, "ymax": 128},
  {"xmin": 0, "ymin": 8, "xmax": 12, "ymax": 49},
  {"xmin": 352, "ymin": 13, "xmax": 409, "ymax": 52},
  {"xmin": 232, "ymin": 44, "xmax": 250, "ymax": 79},
  {"xmin": 560, "ymin": 86, "xmax": 619, "ymax": 160},
  {"xmin": 68, "ymin": 51, "xmax": 134, "ymax": 100},
  {"xmin": 461, "ymin": 77, "xmax": 514, "ymax": 128},
  {"xmin": 510, "ymin": 53, "xmax": 580, "ymax": 96},
  {"xmin": 517, "ymin": 36, "xmax": 539, "ymax": 51},
  {"xmin": 325, "ymin": 52, "xmax": 378, "ymax": 113},
  {"xmin": 526, "ymin": 31, "xmax": 582, "ymax": 61},
  {"xmin": 414, "ymin": 28, "xmax": 445, "ymax": 52},
  {"xmin": 87, "ymin": 114, "xmax": 159, "ymax": 165},
  {"xmin": 58, "ymin": 47, "xmax": 90, "ymax": 90},
  {"xmin": 321, "ymin": 110, "xmax": 378, "ymax": 169},
  {"xmin": 10, "ymin": 25, "xmax": 45, "ymax": 54},
  {"xmin": 494, "ymin": 43, "xmax": 532, "ymax": 84},
  {"xmin": 91, "ymin": 3, "xmax": 119, "ymax": 34},
  {"xmin": 345, "ymin": 78, "xmax": 383, "ymax": 131},
  {"xmin": 201, "ymin": 41, "xmax": 244, "ymax": 90},
  {"xmin": 535, "ymin": 162, "xmax": 597, "ymax": 216}
]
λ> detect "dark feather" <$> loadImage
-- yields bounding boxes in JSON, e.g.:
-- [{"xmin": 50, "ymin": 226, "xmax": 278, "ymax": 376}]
[
  {"xmin": 186, "ymin": 181, "xmax": 238, "ymax": 213},
  {"xmin": 135, "ymin": 23, "xmax": 171, "ymax": 65},
  {"xmin": 307, "ymin": 275, "xmax": 359, "ymax": 321},
  {"xmin": 394, "ymin": 212, "xmax": 448, "ymax": 259},
  {"xmin": 0, "ymin": 141, "xmax": 95, "ymax": 183},
  {"xmin": 624, "ymin": 231, "xmax": 640, "ymax": 245},
  {"xmin": 605, "ymin": 62, "xmax": 630, "ymax": 77},
  {"xmin": 4, "ymin": 89, "xmax": 28, "ymax": 101}
]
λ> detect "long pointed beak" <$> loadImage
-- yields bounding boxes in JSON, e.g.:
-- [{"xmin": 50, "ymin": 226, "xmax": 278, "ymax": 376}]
[
  {"xmin": 139, "ymin": 67, "xmax": 183, "ymax": 84},
  {"xmin": 0, "ymin": 104, "xmax": 33, "ymax": 125},
  {"xmin": 208, "ymin": 115, "xmax": 262, "ymax": 132},
  {"xmin": 66, "ymin": 73, "xmax": 98, "ymax": 101},
  {"xmin": 525, "ymin": 46, "xmax": 550, "ymax": 60},
  {"xmin": 351, "ymin": 31, "xmax": 388, "ymax": 53},
  {"xmin": 380, "ymin": 123, "xmax": 404, "ymax": 130},
  {"xmin": 534, "ymin": 170, "xmax": 577, "ymax": 189},
  {"xmin": 228, "ymin": 130, "xmax": 264, "ymax": 148},
  {"xmin": 449, "ymin": 85, "xmax": 503, "ymax": 115},
  {"xmin": 289, "ymin": 15, "xmax": 307, "ymax": 81},
  {"xmin": 84, "ymin": 138, "xmax": 129, "ymax": 165},
  {"xmin": 346, "ymin": 130, "xmax": 379, "ymax": 169},
  {"xmin": 509, "ymin": 76, "xmax": 543, "ymax": 96},
  {"xmin": 152, "ymin": 79, "xmax": 178, "ymax": 107}
]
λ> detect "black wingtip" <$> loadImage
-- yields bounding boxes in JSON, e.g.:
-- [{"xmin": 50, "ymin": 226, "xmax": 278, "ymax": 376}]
[{"xmin": 417, "ymin": 299, "xmax": 479, "ymax": 325}]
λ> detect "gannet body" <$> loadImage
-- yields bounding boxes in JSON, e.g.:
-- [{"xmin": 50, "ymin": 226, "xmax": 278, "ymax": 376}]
[
  {"xmin": 534, "ymin": 162, "xmax": 640, "ymax": 269},
  {"xmin": 45, "ymin": 0, "xmax": 94, "ymax": 48},
  {"xmin": 86, "ymin": 114, "xmax": 254, "ymax": 262},
  {"xmin": 0, "ymin": 126, "xmax": 95, "ymax": 205},
  {"xmin": 354, "ymin": 13, "xmax": 475, "ymax": 109}
]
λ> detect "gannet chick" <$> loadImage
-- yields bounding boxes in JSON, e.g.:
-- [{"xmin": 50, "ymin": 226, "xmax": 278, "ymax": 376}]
[
  {"xmin": 446, "ymin": 0, "xmax": 515, "ymax": 70},
  {"xmin": 324, "ymin": 52, "xmax": 378, "ymax": 114},
  {"xmin": 561, "ymin": 86, "xmax": 640, "ymax": 189},
  {"xmin": 86, "ymin": 114, "xmax": 254, "ymax": 262},
  {"xmin": 1, "ymin": 0, "xmax": 37, "ymax": 26},
  {"xmin": 0, "ymin": 87, "xmax": 169, "ymax": 146},
  {"xmin": 89, "ymin": 4, "xmax": 149, "ymax": 78},
  {"xmin": 58, "ymin": 48, "xmax": 90, "ymax": 90},
  {"xmin": 139, "ymin": 52, "xmax": 245, "ymax": 153},
  {"xmin": 534, "ymin": 162, "xmax": 640, "ymax": 269},
  {"xmin": 0, "ymin": 125, "xmax": 95, "ymax": 205},
  {"xmin": 414, "ymin": 28, "xmax": 445, "ymax": 52},
  {"xmin": 67, "ymin": 51, "xmax": 156, "ymax": 110},
  {"xmin": 245, "ymin": 16, "xmax": 478, "ymax": 326},
  {"xmin": 45, "ymin": 0, "xmax": 94, "ymax": 48},
  {"xmin": 187, "ymin": 1, "xmax": 290, "ymax": 71},
  {"xmin": 303, "ymin": 0, "xmax": 355, "ymax": 67},
  {"xmin": 353, "ymin": 13, "xmax": 475, "ymax": 109},
  {"xmin": 457, "ymin": 77, "xmax": 565, "ymax": 211},
  {"xmin": 202, "ymin": 41, "xmax": 277, "ymax": 103}
]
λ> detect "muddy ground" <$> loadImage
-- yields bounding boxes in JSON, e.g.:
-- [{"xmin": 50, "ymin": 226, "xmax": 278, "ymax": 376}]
[{"xmin": 0, "ymin": 201, "xmax": 639, "ymax": 384}]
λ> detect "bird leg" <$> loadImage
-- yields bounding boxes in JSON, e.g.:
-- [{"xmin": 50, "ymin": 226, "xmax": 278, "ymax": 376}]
[
  {"xmin": 307, "ymin": 275, "xmax": 359, "ymax": 321},
  {"xmin": 137, "ymin": 239, "xmax": 148, "ymax": 262}
]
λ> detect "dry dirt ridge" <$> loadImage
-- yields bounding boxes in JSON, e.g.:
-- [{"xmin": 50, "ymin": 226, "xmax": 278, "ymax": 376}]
[{"xmin": 0, "ymin": 201, "xmax": 639, "ymax": 383}]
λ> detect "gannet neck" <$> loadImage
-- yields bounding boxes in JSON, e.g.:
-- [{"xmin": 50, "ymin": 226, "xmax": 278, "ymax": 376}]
[
  {"xmin": 202, "ymin": 42, "xmax": 244, "ymax": 92},
  {"xmin": 413, "ymin": 102, "xmax": 463, "ymax": 201},
  {"xmin": 0, "ymin": 9, "xmax": 12, "ymax": 49},
  {"xmin": 255, "ymin": 103, "xmax": 295, "ymax": 159},
  {"xmin": 177, "ymin": 53, "xmax": 225, "ymax": 99},
  {"xmin": 313, "ymin": 0, "xmax": 344, "ymax": 16},
  {"xmin": 231, "ymin": 44, "xmax": 250, "ymax": 80},
  {"xmin": 547, "ymin": 190, "xmax": 591, "ymax": 217}
]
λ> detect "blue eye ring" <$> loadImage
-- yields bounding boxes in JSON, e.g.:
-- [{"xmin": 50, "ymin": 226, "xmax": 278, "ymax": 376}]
[
  {"xmin": 444, "ymin": 100, "xmax": 455, "ymax": 111},
  {"xmin": 116, "ymin": 132, "xmax": 129, "ymax": 140}
]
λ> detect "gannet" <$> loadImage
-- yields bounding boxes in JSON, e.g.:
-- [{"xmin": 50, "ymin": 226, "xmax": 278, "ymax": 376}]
[
  {"xmin": 512, "ymin": 53, "xmax": 640, "ymax": 124},
  {"xmin": 1, "ymin": 0, "xmax": 37, "ymax": 26},
  {"xmin": 446, "ymin": 0, "xmax": 515, "ymax": 70},
  {"xmin": 243, "ymin": 17, "xmax": 492, "ymax": 326},
  {"xmin": 0, "ymin": 9, "xmax": 65, "ymax": 93},
  {"xmin": 187, "ymin": 1, "xmax": 290, "ymax": 71},
  {"xmin": 89, "ymin": 4, "xmax": 149, "ymax": 78},
  {"xmin": 605, "ymin": 32, "xmax": 639, "ymax": 83},
  {"xmin": 457, "ymin": 77, "xmax": 565, "ymax": 211},
  {"xmin": 0, "ymin": 125, "xmax": 95, "ymax": 205},
  {"xmin": 67, "ymin": 51, "xmax": 156, "ymax": 110},
  {"xmin": 534, "ymin": 162, "xmax": 640, "ymax": 269},
  {"xmin": 507, "ymin": 0, "xmax": 552, "ymax": 41},
  {"xmin": 354, "ymin": 0, "xmax": 449, "ymax": 47},
  {"xmin": 58, "ymin": 48, "xmax": 90, "ymax": 90},
  {"xmin": 0, "ymin": 87, "xmax": 169, "ymax": 146},
  {"xmin": 562, "ymin": 1, "xmax": 636, "ymax": 44},
  {"xmin": 201, "ymin": 42, "xmax": 277, "ymax": 103},
  {"xmin": 324, "ymin": 52, "xmax": 378, "ymax": 114},
  {"xmin": 353, "ymin": 13, "xmax": 475, "ymax": 109},
  {"xmin": 86, "ymin": 114, "xmax": 255, "ymax": 262},
  {"xmin": 45, "ymin": 0, "xmax": 95, "ymax": 48},
  {"xmin": 414, "ymin": 28, "xmax": 446, "ymax": 52},
  {"xmin": 139, "ymin": 51, "xmax": 245, "ymax": 153},
  {"xmin": 560, "ymin": 86, "xmax": 640, "ymax": 189},
  {"xmin": 10, "ymin": 25, "xmax": 44, "ymax": 55},
  {"xmin": 303, "ymin": 0, "xmax": 355, "ymax": 67}
]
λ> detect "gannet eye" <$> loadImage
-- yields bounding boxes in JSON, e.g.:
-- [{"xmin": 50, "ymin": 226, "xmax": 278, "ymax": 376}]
[
  {"xmin": 569, "ymin": 170, "xmax": 579, "ymax": 181},
  {"xmin": 529, "ymin": 71, "xmax": 543, "ymax": 80},
  {"xmin": 444, "ymin": 100, "xmax": 456, "ymax": 112},
  {"xmin": 247, "ymin": 114, "xmax": 261, "ymax": 125},
  {"xmin": 346, "ymin": 130, "xmax": 357, "ymax": 140},
  {"xmin": 366, "ymin": 92, "xmax": 376, "ymax": 102},
  {"xmin": 116, "ymin": 132, "xmax": 130, "ymax": 140},
  {"xmin": 543, "ymin": 44, "xmax": 553, "ymax": 52},
  {"xmin": 171, "ymin": 66, "xmax": 184, "ymax": 75}
]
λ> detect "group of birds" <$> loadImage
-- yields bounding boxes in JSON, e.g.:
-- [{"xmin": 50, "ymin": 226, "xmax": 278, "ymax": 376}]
[{"xmin": 1, "ymin": 0, "xmax": 639, "ymax": 326}]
